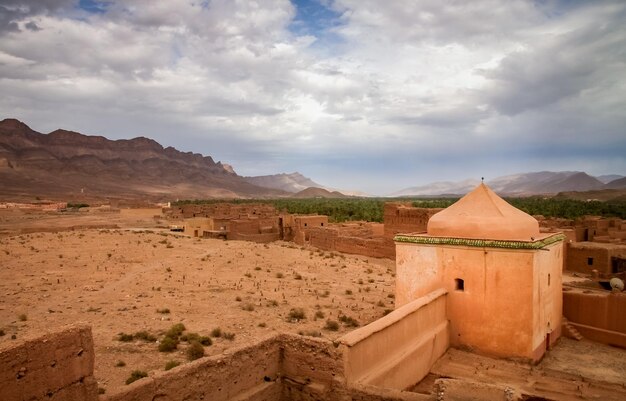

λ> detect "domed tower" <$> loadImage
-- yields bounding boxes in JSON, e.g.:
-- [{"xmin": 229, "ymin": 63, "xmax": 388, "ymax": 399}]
[{"xmin": 394, "ymin": 183, "xmax": 564, "ymax": 361}]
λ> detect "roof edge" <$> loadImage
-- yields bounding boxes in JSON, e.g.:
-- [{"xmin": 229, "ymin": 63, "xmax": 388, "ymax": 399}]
[{"xmin": 394, "ymin": 233, "xmax": 566, "ymax": 250}]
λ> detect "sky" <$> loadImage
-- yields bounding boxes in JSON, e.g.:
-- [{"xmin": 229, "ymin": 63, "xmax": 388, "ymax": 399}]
[{"xmin": 0, "ymin": 0, "xmax": 625, "ymax": 195}]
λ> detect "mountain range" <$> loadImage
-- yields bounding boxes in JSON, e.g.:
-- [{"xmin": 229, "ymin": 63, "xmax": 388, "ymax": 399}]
[
  {"xmin": 1, "ymin": 118, "xmax": 624, "ymax": 202},
  {"xmin": 0, "ymin": 118, "xmax": 289, "ymax": 202},
  {"xmin": 392, "ymin": 171, "xmax": 625, "ymax": 197}
]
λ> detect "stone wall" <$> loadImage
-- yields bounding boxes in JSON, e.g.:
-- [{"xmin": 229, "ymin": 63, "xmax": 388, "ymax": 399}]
[
  {"xmin": 0, "ymin": 324, "xmax": 98, "ymax": 401},
  {"xmin": 338, "ymin": 289, "xmax": 449, "ymax": 390},
  {"xmin": 563, "ymin": 289, "xmax": 626, "ymax": 348}
]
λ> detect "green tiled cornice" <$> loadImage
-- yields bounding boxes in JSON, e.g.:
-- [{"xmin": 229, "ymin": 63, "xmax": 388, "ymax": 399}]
[{"xmin": 394, "ymin": 233, "xmax": 565, "ymax": 250}]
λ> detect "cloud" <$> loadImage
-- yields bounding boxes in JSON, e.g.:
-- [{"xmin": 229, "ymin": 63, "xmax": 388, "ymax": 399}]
[{"xmin": 0, "ymin": 0, "xmax": 624, "ymax": 194}]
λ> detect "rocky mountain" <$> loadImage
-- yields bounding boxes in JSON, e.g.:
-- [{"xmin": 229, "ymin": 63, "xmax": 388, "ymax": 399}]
[
  {"xmin": 392, "ymin": 171, "xmax": 620, "ymax": 197},
  {"xmin": 244, "ymin": 172, "xmax": 324, "ymax": 193},
  {"xmin": 291, "ymin": 187, "xmax": 349, "ymax": 199},
  {"xmin": 0, "ymin": 118, "xmax": 286, "ymax": 201}
]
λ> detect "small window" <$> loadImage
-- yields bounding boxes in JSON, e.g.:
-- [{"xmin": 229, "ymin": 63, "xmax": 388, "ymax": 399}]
[
  {"xmin": 587, "ymin": 257, "xmax": 594, "ymax": 266},
  {"xmin": 548, "ymin": 274, "xmax": 551, "ymax": 286},
  {"xmin": 304, "ymin": 223, "xmax": 308, "ymax": 227},
  {"xmin": 320, "ymin": 222, "xmax": 324, "ymax": 226},
  {"xmin": 455, "ymin": 278, "xmax": 464, "ymax": 292}
]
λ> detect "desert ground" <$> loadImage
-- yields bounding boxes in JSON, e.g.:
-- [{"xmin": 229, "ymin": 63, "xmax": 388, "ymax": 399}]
[
  {"xmin": 0, "ymin": 209, "xmax": 395, "ymax": 395},
  {"xmin": 2, "ymin": 207, "xmax": 626, "ymax": 400}
]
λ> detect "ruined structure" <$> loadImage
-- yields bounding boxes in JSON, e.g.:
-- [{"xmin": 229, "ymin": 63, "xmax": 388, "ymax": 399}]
[
  {"xmin": 7, "ymin": 184, "xmax": 626, "ymax": 401},
  {"xmin": 566, "ymin": 242, "xmax": 626, "ymax": 275},
  {"xmin": 395, "ymin": 183, "xmax": 564, "ymax": 361}
]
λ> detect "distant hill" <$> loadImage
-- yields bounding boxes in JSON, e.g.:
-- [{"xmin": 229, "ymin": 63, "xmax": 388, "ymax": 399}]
[
  {"xmin": 245, "ymin": 172, "xmax": 369, "ymax": 197},
  {"xmin": 605, "ymin": 177, "xmax": 626, "ymax": 189},
  {"xmin": 244, "ymin": 172, "xmax": 324, "ymax": 193},
  {"xmin": 0, "ymin": 118, "xmax": 286, "ymax": 202},
  {"xmin": 597, "ymin": 174, "xmax": 624, "ymax": 184},
  {"xmin": 291, "ymin": 187, "xmax": 349, "ymax": 198},
  {"xmin": 391, "ymin": 179, "xmax": 480, "ymax": 197},
  {"xmin": 392, "ymin": 171, "xmax": 618, "ymax": 197}
]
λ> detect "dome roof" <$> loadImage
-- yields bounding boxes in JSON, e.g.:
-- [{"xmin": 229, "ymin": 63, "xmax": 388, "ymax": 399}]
[{"xmin": 427, "ymin": 183, "xmax": 539, "ymax": 241}]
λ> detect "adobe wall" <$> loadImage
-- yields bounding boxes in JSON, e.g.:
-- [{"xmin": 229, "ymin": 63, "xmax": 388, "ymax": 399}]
[
  {"xmin": 396, "ymin": 239, "xmax": 562, "ymax": 362},
  {"xmin": 0, "ymin": 324, "xmax": 98, "ymax": 401},
  {"xmin": 338, "ymin": 289, "xmax": 449, "ymax": 390},
  {"xmin": 566, "ymin": 243, "xmax": 626, "ymax": 274},
  {"xmin": 562, "ymin": 289, "xmax": 626, "ymax": 348},
  {"xmin": 383, "ymin": 203, "xmax": 442, "ymax": 240},
  {"xmin": 104, "ymin": 334, "xmax": 283, "ymax": 401},
  {"xmin": 531, "ymin": 242, "xmax": 564, "ymax": 359}
]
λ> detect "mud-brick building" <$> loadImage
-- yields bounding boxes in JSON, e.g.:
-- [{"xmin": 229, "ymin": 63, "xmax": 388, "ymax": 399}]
[
  {"xmin": 394, "ymin": 183, "xmax": 564, "ymax": 361},
  {"xmin": 566, "ymin": 242, "xmax": 626, "ymax": 275}
]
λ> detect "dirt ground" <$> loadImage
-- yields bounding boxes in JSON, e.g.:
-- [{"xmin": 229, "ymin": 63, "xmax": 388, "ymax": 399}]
[
  {"xmin": 413, "ymin": 340, "xmax": 626, "ymax": 400},
  {"xmin": 0, "ymin": 209, "xmax": 395, "ymax": 395}
]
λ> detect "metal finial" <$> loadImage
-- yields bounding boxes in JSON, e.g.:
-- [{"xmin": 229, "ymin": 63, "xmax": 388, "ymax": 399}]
[{"xmin": 481, "ymin": 177, "xmax": 484, "ymax": 182}]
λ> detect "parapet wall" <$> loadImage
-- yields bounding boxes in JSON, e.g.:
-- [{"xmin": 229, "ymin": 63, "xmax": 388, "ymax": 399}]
[
  {"xmin": 338, "ymin": 288, "xmax": 449, "ymax": 390},
  {"xmin": 0, "ymin": 324, "xmax": 97, "ymax": 401},
  {"xmin": 563, "ymin": 289, "xmax": 626, "ymax": 348},
  {"xmin": 104, "ymin": 334, "xmax": 283, "ymax": 401}
]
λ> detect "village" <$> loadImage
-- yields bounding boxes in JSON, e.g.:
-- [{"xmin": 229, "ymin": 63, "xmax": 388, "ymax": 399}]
[{"xmin": 1, "ymin": 184, "xmax": 625, "ymax": 400}]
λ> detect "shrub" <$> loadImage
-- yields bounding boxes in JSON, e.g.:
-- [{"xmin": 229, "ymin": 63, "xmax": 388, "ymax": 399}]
[
  {"xmin": 187, "ymin": 340, "xmax": 205, "ymax": 361},
  {"xmin": 125, "ymin": 370, "xmax": 148, "ymax": 385},
  {"xmin": 115, "ymin": 360, "xmax": 126, "ymax": 367},
  {"xmin": 345, "ymin": 290, "xmax": 353, "ymax": 295},
  {"xmin": 0, "ymin": 329, "xmax": 5, "ymax": 336},
  {"xmin": 165, "ymin": 323, "xmax": 186, "ymax": 339},
  {"xmin": 134, "ymin": 331, "xmax": 157, "ymax": 342},
  {"xmin": 314, "ymin": 310, "xmax": 325, "ymax": 319},
  {"xmin": 223, "ymin": 332, "xmax": 235, "ymax": 341},
  {"xmin": 210, "ymin": 327, "xmax": 222, "ymax": 338},
  {"xmin": 164, "ymin": 360, "xmax": 180, "ymax": 371},
  {"xmin": 339, "ymin": 315, "xmax": 359, "ymax": 327},
  {"xmin": 287, "ymin": 308, "xmax": 306, "ymax": 322},
  {"xmin": 117, "ymin": 333, "xmax": 134, "ymax": 342},
  {"xmin": 324, "ymin": 320, "xmax": 339, "ymax": 331},
  {"xmin": 241, "ymin": 303, "xmax": 255, "ymax": 312},
  {"xmin": 275, "ymin": 272, "xmax": 284, "ymax": 278},
  {"xmin": 158, "ymin": 336, "xmax": 178, "ymax": 352},
  {"xmin": 18, "ymin": 314, "xmax": 27, "ymax": 322},
  {"xmin": 156, "ymin": 308, "xmax": 170, "ymax": 314}
]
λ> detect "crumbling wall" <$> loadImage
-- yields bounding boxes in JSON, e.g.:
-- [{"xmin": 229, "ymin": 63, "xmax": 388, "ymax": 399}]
[
  {"xmin": 383, "ymin": 203, "xmax": 441, "ymax": 240},
  {"xmin": 103, "ymin": 335, "xmax": 282, "ymax": 401},
  {"xmin": 0, "ymin": 324, "xmax": 98, "ymax": 401},
  {"xmin": 562, "ymin": 289, "xmax": 626, "ymax": 348},
  {"xmin": 338, "ymin": 288, "xmax": 449, "ymax": 391},
  {"xmin": 566, "ymin": 243, "xmax": 626, "ymax": 274}
]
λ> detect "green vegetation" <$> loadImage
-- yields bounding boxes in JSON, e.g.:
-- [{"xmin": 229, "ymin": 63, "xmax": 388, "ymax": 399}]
[
  {"xmin": 173, "ymin": 196, "xmax": 626, "ymax": 222},
  {"xmin": 186, "ymin": 340, "xmax": 205, "ymax": 361},
  {"xmin": 164, "ymin": 360, "xmax": 180, "ymax": 371},
  {"xmin": 125, "ymin": 370, "xmax": 148, "ymax": 385}
]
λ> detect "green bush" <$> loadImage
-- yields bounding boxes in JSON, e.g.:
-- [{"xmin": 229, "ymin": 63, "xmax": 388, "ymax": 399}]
[
  {"xmin": 187, "ymin": 340, "xmax": 205, "ymax": 361},
  {"xmin": 324, "ymin": 320, "xmax": 339, "ymax": 331},
  {"xmin": 125, "ymin": 370, "xmax": 148, "ymax": 385},
  {"xmin": 287, "ymin": 308, "xmax": 306, "ymax": 322},
  {"xmin": 158, "ymin": 336, "xmax": 179, "ymax": 352},
  {"xmin": 164, "ymin": 360, "xmax": 180, "ymax": 371}
]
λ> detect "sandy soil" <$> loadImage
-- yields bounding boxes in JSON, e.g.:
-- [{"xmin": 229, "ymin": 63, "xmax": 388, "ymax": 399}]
[
  {"xmin": 413, "ymin": 340, "xmax": 626, "ymax": 400},
  {"xmin": 0, "ymin": 210, "xmax": 395, "ymax": 395}
]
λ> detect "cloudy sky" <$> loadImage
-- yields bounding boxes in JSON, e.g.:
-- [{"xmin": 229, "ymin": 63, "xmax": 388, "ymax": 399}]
[{"xmin": 1, "ymin": 0, "xmax": 625, "ymax": 194}]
